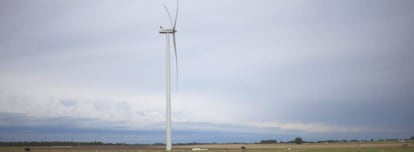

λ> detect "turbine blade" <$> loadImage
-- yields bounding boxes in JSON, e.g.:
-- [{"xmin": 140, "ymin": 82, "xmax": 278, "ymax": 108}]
[
  {"xmin": 172, "ymin": 33, "xmax": 179, "ymax": 90},
  {"xmin": 163, "ymin": 4, "xmax": 173, "ymax": 27},
  {"xmin": 173, "ymin": 0, "xmax": 179, "ymax": 30}
]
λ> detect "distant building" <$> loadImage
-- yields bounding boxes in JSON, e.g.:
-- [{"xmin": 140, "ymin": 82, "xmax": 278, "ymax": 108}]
[{"xmin": 192, "ymin": 148, "xmax": 208, "ymax": 151}]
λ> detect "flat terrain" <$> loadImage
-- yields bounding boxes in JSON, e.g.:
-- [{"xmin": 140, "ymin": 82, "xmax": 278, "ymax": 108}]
[{"xmin": 1, "ymin": 142, "xmax": 413, "ymax": 152}]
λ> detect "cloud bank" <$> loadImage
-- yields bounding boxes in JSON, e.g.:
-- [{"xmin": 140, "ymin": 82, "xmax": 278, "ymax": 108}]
[{"xmin": 1, "ymin": 0, "xmax": 414, "ymax": 142}]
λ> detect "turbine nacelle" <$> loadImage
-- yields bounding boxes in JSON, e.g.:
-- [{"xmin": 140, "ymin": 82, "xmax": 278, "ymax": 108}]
[{"xmin": 159, "ymin": 26, "xmax": 177, "ymax": 34}]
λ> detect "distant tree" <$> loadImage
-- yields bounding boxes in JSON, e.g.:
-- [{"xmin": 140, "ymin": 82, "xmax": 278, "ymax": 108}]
[
  {"xmin": 410, "ymin": 136, "xmax": 414, "ymax": 140},
  {"xmin": 260, "ymin": 139, "xmax": 278, "ymax": 144},
  {"xmin": 152, "ymin": 143, "xmax": 165, "ymax": 146},
  {"xmin": 294, "ymin": 137, "xmax": 303, "ymax": 144}
]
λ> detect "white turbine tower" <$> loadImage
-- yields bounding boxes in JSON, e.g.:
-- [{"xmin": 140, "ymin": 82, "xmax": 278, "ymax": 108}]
[{"xmin": 159, "ymin": 0, "xmax": 179, "ymax": 151}]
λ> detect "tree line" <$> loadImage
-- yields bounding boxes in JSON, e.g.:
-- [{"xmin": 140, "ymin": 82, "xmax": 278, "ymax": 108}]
[
  {"xmin": 259, "ymin": 136, "xmax": 414, "ymax": 144},
  {"xmin": 0, "ymin": 141, "xmax": 105, "ymax": 147},
  {"xmin": 1, "ymin": 136, "xmax": 412, "ymax": 146}
]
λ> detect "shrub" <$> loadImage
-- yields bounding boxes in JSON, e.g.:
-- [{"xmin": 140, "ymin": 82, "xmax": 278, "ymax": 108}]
[{"xmin": 294, "ymin": 137, "xmax": 303, "ymax": 144}]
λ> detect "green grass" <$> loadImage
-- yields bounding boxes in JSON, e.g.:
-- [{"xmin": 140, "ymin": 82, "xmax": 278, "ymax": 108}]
[
  {"xmin": 0, "ymin": 147, "xmax": 23, "ymax": 152},
  {"xmin": 1, "ymin": 148, "xmax": 412, "ymax": 152},
  {"xmin": 300, "ymin": 148, "xmax": 414, "ymax": 152}
]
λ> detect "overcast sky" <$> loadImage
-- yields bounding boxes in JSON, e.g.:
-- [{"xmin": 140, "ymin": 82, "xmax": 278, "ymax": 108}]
[{"xmin": 1, "ymin": 0, "xmax": 414, "ymax": 143}]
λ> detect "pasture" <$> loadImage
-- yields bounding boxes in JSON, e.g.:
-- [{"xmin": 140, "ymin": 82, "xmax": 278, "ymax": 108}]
[{"xmin": 1, "ymin": 142, "xmax": 413, "ymax": 152}]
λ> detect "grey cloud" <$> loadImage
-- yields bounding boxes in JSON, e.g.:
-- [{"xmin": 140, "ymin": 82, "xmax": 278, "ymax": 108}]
[
  {"xmin": 1, "ymin": 0, "xmax": 414, "ymax": 141},
  {"xmin": 59, "ymin": 99, "xmax": 77, "ymax": 107}
]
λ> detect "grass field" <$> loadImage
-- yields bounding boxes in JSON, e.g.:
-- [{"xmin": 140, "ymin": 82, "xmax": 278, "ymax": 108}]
[{"xmin": 1, "ymin": 142, "xmax": 413, "ymax": 152}]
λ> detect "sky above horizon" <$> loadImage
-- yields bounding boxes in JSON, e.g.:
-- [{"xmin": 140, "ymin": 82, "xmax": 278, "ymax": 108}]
[{"xmin": 1, "ymin": 0, "xmax": 414, "ymax": 143}]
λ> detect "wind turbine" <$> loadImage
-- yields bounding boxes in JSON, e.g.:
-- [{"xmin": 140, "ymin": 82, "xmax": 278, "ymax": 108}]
[{"xmin": 159, "ymin": 0, "xmax": 179, "ymax": 151}]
